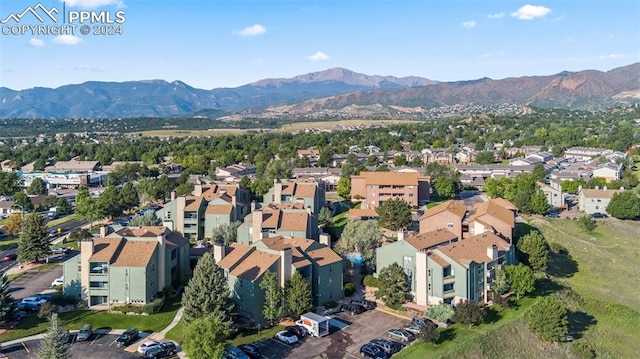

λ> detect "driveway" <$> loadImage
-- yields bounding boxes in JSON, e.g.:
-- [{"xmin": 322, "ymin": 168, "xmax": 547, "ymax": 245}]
[
  {"xmin": 8, "ymin": 265, "xmax": 63, "ymax": 300},
  {"xmin": 1, "ymin": 334, "xmax": 141, "ymax": 359},
  {"xmin": 459, "ymin": 190, "xmax": 487, "ymax": 207}
]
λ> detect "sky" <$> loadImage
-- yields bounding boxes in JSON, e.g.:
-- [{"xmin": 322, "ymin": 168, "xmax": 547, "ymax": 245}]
[{"xmin": 0, "ymin": 0, "xmax": 639, "ymax": 90}]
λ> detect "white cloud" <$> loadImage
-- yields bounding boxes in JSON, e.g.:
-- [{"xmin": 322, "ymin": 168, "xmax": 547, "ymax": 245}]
[
  {"xmin": 307, "ymin": 51, "xmax": 329, "ymax": 61},
  {"xmin": 599, "ymin": 54, "xmax": 627, "ymax": 60},
  {"xmin": 29, "ymin": 38, "xmax": 44, "ymax": 47},
  {"xmin": 462, "ymin": 21, "xmax": 477, "ymax": 28},
  {"xmin": 488, "ymin": 12, "xmax": 505, "ymax": 19},
  {"xmin": 511, "ymin": 5, "xmax": 552, "ymax": 20},
  {"xmin": 52, "ymin": 35, "xmax": 82, "ymax": 45},
  {"xmin": 62, "ymin": 0, "xmax": 124, "ymax": 9},
  {"xmin": 235, "ymin": 24, "xmax": 266, "ymax": 37}
]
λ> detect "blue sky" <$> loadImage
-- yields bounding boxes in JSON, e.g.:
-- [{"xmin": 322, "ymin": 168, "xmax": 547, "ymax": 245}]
[{"xmin": 0, "ymin": 0, "xmax": 638, "ymax": 90}]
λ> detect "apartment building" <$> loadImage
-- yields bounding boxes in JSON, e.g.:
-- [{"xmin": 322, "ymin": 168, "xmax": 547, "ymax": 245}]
[
  {"xmin": 350, "ymin": 172, "xmax": 430, "ymax": 209},
  {"xmin": 263, "ymin": 179, "xmax": 326, "ymax": 214}
]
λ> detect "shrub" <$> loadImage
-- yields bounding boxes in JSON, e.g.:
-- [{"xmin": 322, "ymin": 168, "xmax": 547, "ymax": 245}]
[
  {"xmin": 38, "ymin": 302, "xmax": 58, "ymax": 318},
  {"xmin": 324, "ymin": 301, "xmax": 338, "ymax": 309},
  {"xmin": 425, "ymin": 303, "xmax": 455, "ymax": 323},
  {"xmin": 572, "ymin": 340, "xmax": 596, "ymax": 359},
  {"xmin": 362, "ymin": 274, "xmax": 379, "ymax": 288},
  {"xmin": 549, "ymin": 242, "xmax": 567, "ymax": 254},
  {"xmin": 49, "ymin": 294, "xmax": 80, "ymax": 306},
  {"xmin": 344, "ymin": 283, "xmax": 356, "ymax": 297},
  {"xmin": 111, "ymin": 297, "xmax": 165, "ymax": 315},
  {"xmin": 385, "ymin": 302, "xmax": 406, "ymax": 311}
]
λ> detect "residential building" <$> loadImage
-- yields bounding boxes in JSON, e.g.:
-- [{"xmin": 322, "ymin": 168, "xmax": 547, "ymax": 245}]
[
  {"xmin": 63, "ymin": 226, "xmax": 191, "ymax": 308},
  {"xmin": 539, "ymin": 180, "xmax": 565, "ymax": 210},
  {"xmin": 263, "ymin": 179, "xmax": 326, "ymax": 214},
  {"xmin": 215, "ymin": 163, "xmax": 257, "ymax": 181},
  {"xmin": 592, "ymin": 162, "xmax": 623, "ymax": 182},
  {"xmin": 468, "ymin": 199, "xmax": 516, "ymax": 242},
  {"xmin": 422, "ymin": 148, "xmax": 455, "ymax": 164},
  {"xmin": 214, "ymin": 236, "xmax": 343, "ymax": 323},
  {"xmin": 156, "ymin": 182, "xmax": 251, "ymax": 240},
  {"xmin": 237, "ymin": 206, "xmax": 319, "ymax": 244},
  {"xmin": 350, "ymin": 172, "xmax": 430, "ymax": 209},
  {"xmin": 419, "ymin": 201, "xmax": 467, "ymax": 239},
  {"xmin": 44, "ymin": 159, "xmax": 101, "ymax": 173},
  {"xmin": 564, "ymin": 147, "xmax": 613, "ymax": 161},
  {"xmin": 578, "ymin": 186, "xmax": 624, "ymax": 215}
]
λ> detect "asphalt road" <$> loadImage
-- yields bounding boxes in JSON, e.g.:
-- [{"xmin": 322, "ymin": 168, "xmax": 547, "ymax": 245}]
[
  {"xmin": 8, "ymin": 265, "xmax": 63, "ymax": 301},
  {"xmin": 1, "ymin": 334, "xmax": 142, "ymax": 359}
]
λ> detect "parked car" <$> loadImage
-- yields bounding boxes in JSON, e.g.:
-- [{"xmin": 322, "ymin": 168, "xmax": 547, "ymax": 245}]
[
  {"xmin": 369, "ymin": 339, "xmax": 398, "ymax": 355},
  {"xmin": 238, "ymin": 344, "xmax": 261, "ymax": 358},
  {"xmin": 137, "ymin": 341, "xmax": 160, "ymax": 354},
  {"xmin": 411, "ymin": 316, "xmax": 432, "ymax": 327},
  {"xmin": 286, "ymin": 325, "xmax": 306, "ymax": 338},
  {"xmin": 51, "ymin": 276, "xmax": 64, "ymax": 287},
  {"xmin": 403, "ymin": 325, "xmax": 422, "ymax": 335},
  {"xmin": 144, "ymin": 342, "xmax": 177, "ymax": 359},
  {"xmin": 52, "ymin": 247, "xmax": 69, "ymax": 255},
  {"xmin": 19, "ymin": 296, "xmax": 47, "ymax": 309},
  {"xmin": 59, "ymin": 329, "xmax": 70, "ymax": 344},
  {"xmin": 545, "ymin": 212, "xmax": 560, "ymax": 219},
  {"xmin": 350, "ymin": 299, "xmax": 376, "ymax": 310},
  {"xmin": 35, "ymin": 293, "xmax": 52, "ymax": 302},
  {"xmin": 591, "ymin": 212, "xmax": 608, "ymax": 219},
  {"xmin": 76, "ymin": 324, "xmax": 92, "ymax": 341},
  {"xmin": 2, "ymin": 253, "xmax": 17, "ymax": 261},
  {"xmin": 115, "ymin": 328, "xmax": 139, "ymax": 347},
  {"xmin": 341, "ymin": 303, "xmax": 365, "ymax": 315},
  {"xmin": 359, "ymin": 343, "xmax": 388, "ymax": 358},
  {"xmin": 223, "ymin": 345, "xmax": 250, "ymax": 359},
  {"xmin": 387, "ymin": 329, "xmax": 414, "ymax": 342},
  {"xmin": 274, "ymin": 330, "xmax": 299, "ymax": 344}
]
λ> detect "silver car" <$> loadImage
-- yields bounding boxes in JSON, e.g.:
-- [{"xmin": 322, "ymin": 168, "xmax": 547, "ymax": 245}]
[
  {"xmin": 387, "ymin": 329, "xmax": 414, "ymax": 342},
  {"xmin": 76, "ymin": 324, "xmax": 92, "ymax": 341}
]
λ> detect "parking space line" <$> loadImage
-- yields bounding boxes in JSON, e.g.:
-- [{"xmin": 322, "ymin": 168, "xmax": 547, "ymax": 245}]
[
  {"xmin": 108, "ymin": 338, "xmax": 117, "ymax": 347},
  {"xmin": 267, "ymin": 338, "xmax": 292, "ymax": 349},
  {"xmin": 90, "ymin": 333, "xmax": 102, "ymax": 346},
  {"xmin": 20, "ymin": 341, "xmax": 29, "ymax": 353}
]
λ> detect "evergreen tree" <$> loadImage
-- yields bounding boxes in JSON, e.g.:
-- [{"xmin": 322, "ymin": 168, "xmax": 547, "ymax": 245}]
[
  {"xmin": 317, "ymin": 206, "xmax": 332, "ymax": 228},
  {"xmin": 517, "ymin": 232, "xmax": 549, "ymax": 272},
  {"xmin": 417, "ymin": 321, "xmax": 439, "ymax": 344},
  {"xmin": 27, "ymin": 178, "xmax": 48, "ymax": 195},
  {"xmin": 175, "ymin": 183, "xmax": 195, "ymax": 196},
  {"xmin": 119, "ymin": 182, "xmax": 139, "ymax": 211},
  {"xmin": 38, "ymin": 313, "xmax": 70, "ymax": 359},
  {"xmin": 155, "ymin": 175, "xmax": 173, "ymax": 201},
  {"xmin": 376, "ymin": 263, "xmax": 409, "ymax": 307},
  {"xmin": 55, "ymin": 199, "xmax": 71, "ymax": 215},
  {"xmin": 527, "ymin": 296, "xmax": 568, "ymax": 342},
  {"xmin": 0, "ymin": 274, "xmax": 16, "ymax": 325},
  {"xmin": 129, "ymin": 212, "xmax": 161, "ymax": 227},
  {"xmin": 453, "ymin": 300, "xmax": 485, "ymax": 327},
  {"xmin": 532, "ymin": 163, "xmax": 546, "ymax": 182},
  {"xmin": 210, "ymin": 222, "xmax": 241, "ymax": 246},
  {"xmin": 577, "ymin": 215, "xmax": 597, "ymax": 233},
  {"xmin": 18, "ymin": 212, "xmax": 49, "ymax": 263},
  {"xmin": 284, "ymin": 272, "xmax": 313, "ymax": 318},
  {"xmin": 530, "ymin": 191, "xmax": 551, "ymax": 215},
  {"xmin": 259, "ymin": 270, "xmax": 283, "ymax": 325},
  {"xmin": 505, "ymin": 264, "xmax": 536, "ymax": 300},
  {"xmin": 376, "ymin": 198, "xmax": 412, "ymax": 231},
  {"xmin": 95, "ymin": 186, "xmax": 122, "ymax": 219},
  {"xmin": 182, "ymin": 316, "xmax": 229, "ymax": 359},
  {"xmin": 182, "ymin": 253, "xmax": 234, "ymax": 325}
]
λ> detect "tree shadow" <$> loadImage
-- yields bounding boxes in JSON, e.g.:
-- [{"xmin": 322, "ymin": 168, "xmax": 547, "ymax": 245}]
[
  {"xmin": 568, "ymin": 310, "xmax": 597, "ymax": 339},
  {"xmin": 546, "ymin": 245, "xmax": 579, "ymax": 278},
  {"xmin": 483, "ymin": 306, "xmax": 502, "ymax": 324},
  {"xmin": 534, "ymin": 277, "xmax": 567, "ymax": 297},
  {"xmin": 515, "ymin": 223, "xmax": 537, "ymax": 244},
  {"xmin": 436, "ymin": 327, "xmax": 456, "ymax": 344}
]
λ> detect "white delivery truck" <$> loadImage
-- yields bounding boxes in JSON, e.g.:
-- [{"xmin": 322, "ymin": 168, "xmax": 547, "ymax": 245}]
[{"xmin": 296, "ymin": 312, "xmax": 331, "ymax": 337}]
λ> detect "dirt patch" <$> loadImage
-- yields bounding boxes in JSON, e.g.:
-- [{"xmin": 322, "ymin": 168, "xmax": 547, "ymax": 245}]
[{"xmin": 324, "ymin": 329, "xmax": 353, "ymax": 359}]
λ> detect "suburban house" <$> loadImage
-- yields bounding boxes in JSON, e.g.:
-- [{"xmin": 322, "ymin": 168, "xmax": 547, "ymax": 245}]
[
  {"xmin": 578, "ymin": 186, "xmax": 624, "ymax": 215},
  {"xmin": 237, "ymin": 206, "xmax": 319, "ymax": 244},
  {"xmin": 214, "ymin": 235, "xmax": 343, "ymax": 323},
  {"xmin": 63, "ymin": 226, "xmax": 191, "ymax": 307},
  {"xmin": 215, "ymin": 163, "xmax": 257, "ymax": 181},
  {"xmin": 0, "ymin": 201, "xmax": 14, "ymax": 216},
  {"xmin": 591, "ymin": 162, "xmax": 623, "ymax": 182},
  {"xmin": 422, "ymin": 148, "xmax": 455, "ymax": 164},
  {"xmin": 155, "ymin": 182, "xmax": 251, "ymax": 240},
  {"xmin": 350, "ymin": 172, "xmax": 430, "ymax": 209},
  {"xmin": 376, "ymin": 230, "xmax": 515, "ymax": 306},
  {"xmin": 539, "ymin": 180, "xmax": 566, "ymax": 210},
  {"xmin": 263, "ymin": 179, "xmax": 326, "ymax": 214}
]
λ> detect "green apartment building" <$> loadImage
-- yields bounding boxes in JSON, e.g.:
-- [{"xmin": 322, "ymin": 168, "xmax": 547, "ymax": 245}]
[
  {"xmin": 237, "ymin": 206, "xmax": 319, "ymax": 244},
  {"xmin": 263, "ymin": 179, "xmax": 326, "ymax": 214},
  {"xmin": 63, "ymin": 226, "xmax": 191, "ymax": 307}
]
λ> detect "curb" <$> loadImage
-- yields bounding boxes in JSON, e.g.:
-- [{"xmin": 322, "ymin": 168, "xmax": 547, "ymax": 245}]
[{"xmin": 374, "ymin": 307, "xmax": 412, "ymax": 321}]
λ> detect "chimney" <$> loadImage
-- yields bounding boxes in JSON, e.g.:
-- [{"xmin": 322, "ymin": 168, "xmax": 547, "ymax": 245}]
[
  {"xmin": 193, "ymin": 184, "xmax": 203, "ymax": 196},
  {"xmin": 170, "ymin": 191, "xmax": 176, "ymax": 201},
  {"xmin": 397, "ymin": 231, "xmax": 405, "ymax": 241},
  {"xmin": 250, "ymin": 201, "xmax": 256, "ymax": 213},
  {"xmin": 603, "ymin": 185, "xmax": 608, "ymax": 191},
  {"xmin": 280, "ymin": 247, "xmax": 292, "ymax": 288},
  {"xmin": 157, "ymin": 235, "xmax": 166, "ymax": 289},
  {"xmin": 487, "ymin": 244, "xmax": 498, "ymax": 260},
  {"xmin": 252, "ymin": 209, "xmax": 263, "ymax": 244},
  {"xmin": 319, "ymin": 233, "xmax": 331, "ymax": 247},
  {"xmin": 274, "ymin": 179, "xmax": 282, "ymax": 204},
  {"xmin": 213, "ymin": 244, "xmax": 226, "ymax": 263},
  {"xmin": 307, "ymin": 206, "xmax": 312, "ymax": 215},
  {"xmin": 231, "ymin": 194, "xmax": 237, "ymax": 207},
  {"xmin": 99, "ymin": 225, "xmax": 108, "ymax": 238}
]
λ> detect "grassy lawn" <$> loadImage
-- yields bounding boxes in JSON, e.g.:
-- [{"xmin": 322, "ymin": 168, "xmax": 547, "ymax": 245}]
[
  {"xmin": 325, "ymin": 201, "xmax": 354, "ymax": 240},
  {"xmin": 0, "ymin": 236, "xmax": 19, "ymax": 251},
  {"xmin": 229, "ymin": 325, "xmax": 285, "ymax": 346},
  {"xmin": 0, "ymin": 295, "xmax": 182, "ymax": 342},
  {"xmin": 163, "ymin": 321, "xmax": 184, "ymax": 343},
  {"xmin": 45, "ymin": 213, "xmax": 77, "ymax": 229}
]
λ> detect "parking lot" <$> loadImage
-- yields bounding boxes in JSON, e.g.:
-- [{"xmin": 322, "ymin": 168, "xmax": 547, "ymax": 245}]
[
  {"xmin": 0, "ymin": 334, "xmax": 147, "ymax": 359},
  {"xmin": 249, "ymin": 309, "xmax": 412, "ymax": 358}
]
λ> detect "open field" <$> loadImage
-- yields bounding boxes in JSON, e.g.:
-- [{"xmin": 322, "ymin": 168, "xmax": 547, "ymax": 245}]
[
  {"xmin": 277, "ymin": 119, "xmax": 417, "ymax": 132},
  {"xmin": 138, "ymin": 128, "xmax": 249, "ymax": 137}
]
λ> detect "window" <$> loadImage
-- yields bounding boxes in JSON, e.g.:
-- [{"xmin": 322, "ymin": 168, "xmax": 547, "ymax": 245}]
[
  {"xmin": 447, "ymin": 223, "xmax": 454, "ymax": 228},
  {"xmin": 403, "ymin": 256, "xmax": 412, "ymax": 266},
  {"xmin": 443, "ymin": 283, "xmax": 454, "ymax": 292},
  {"xmin": 443, "ymin": 266, "xmax": 452, "ymax": 277},
  {"xmin": 166, "ymin": 211, "xmax": 171, "ymax": 219}
]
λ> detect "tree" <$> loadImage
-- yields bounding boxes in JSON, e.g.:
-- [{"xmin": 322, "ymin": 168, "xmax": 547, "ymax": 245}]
[
  {"xmin": 27, "ymin": 178, "xmax": 48, "ymax": 195},
  {"xmin": 182, "ymin": 252, "xmax": 234, "ymax": 325},
  {"xmin": 135, "ymin": 177, "xmax": 158, "ymax": 203},
  {"xmin": 517, "ymin": 231, "xmax": 549, "ymax": 272},
  {"xmin": 18, "ymin": 212, "xmax": 49, "ymax": 263},
  {"xmin": 260, "ymin": 270, "xmax": 283, "ymax": 325},
  {"xmin": 155, "ymin": 175, "xmax": 173, "ymax": 201},
  {"xmin": 55, "ymin": 199, "xmax": 71, "ymax": 215},
  {"xmin": 337, "ymin": 177, "xmax": 351, "ymax": 200},
  {"xmin": 317, "ymin": 206, "xmax": 332, "ymax": 228},
  {"xmin": 393, "ymin": 154, "xmax": 407, "ymax": 167},
  {"xmin": 606, "ymin": 191, "xmax": 640, "ymax": 219},
  {"xmin": 365, "ymin": 155, "xmax": 379, "ymax": 166},
  {"xmin": 68, "ymin": 228, "xmax": 92, "ymax": 242},
  {"xmin": 376, "ymin": 263, "xmax": 409, "ymax": 307},
  {"xmin": 530, "ymin": 191, "xmax": 550, "ymax": 215},
  {"xmin": 210, "ymin": 222, "xmax": 241, "ymax": 246},
  {"xmin": 577, "ymin": 215, "xmax": 597, "ymax": 233},
  {"xmin": 182, "ymin": 316, "xmax": 229, "ymax": 359},
  {"xmin": 483, "ymin": 178, "xmax": 502, "ymax": 198},
  {"xmin": 175, "ymin": 183, "xmax": 195, "ymax": 196},
  {"xmin": 505, "ymin": 264, "xmax": 536, "ymax": 300},
  {"xmin": 265, "ymin": 159, "xmax": 293, "ymax": 182},
  {"xmin": 417, "ymin": 321, "xmax": 439, "ymax": 344},
  {"xmin": 334, "ymin": 220, "xmax": 382, "ymax": 270},
  {"xmin": 453, "ymin": 300, "xmax": 485, "ymax": 327},
  {"xmin": 0, "ymin": 274, "xmax": 16, "ymax": 325},
  {"xmin": 4, "ymin": 213, "xmax": 22, "ymax": 235},
  {"xmin": 129, "ymin": 211, "xmax": 162, "ymax": 227},
  {"xmin": 527, "ymin": 296, "xmax": 568, "ymax": 342},
  {"xmin": 532, "ymin": 163, "xmax": 546, "ymax": 183},
  {"xmin": 493, "ymin": 266, "xmax": 510, "ymax": 295},
  {"xmin": 38, "ymin": 313, "xmax": 70, "ymax": 359},
  {"xmin": 433, "ymin": 177, "xmax": 456, "ymax": 200},
  {"xmin": 96, "ymin": 186, "xmax": 122, "ymax": 219},
  {"xmin": 376, "ymin": 198, "xmax": 411, "ymax": 231},
  {"xmin": 425, "ymin": 303, "xmax": 455, "ymax": 323},
  {"xmin": 119, "ymin": 182, "xmax": 139, "ymax": 211},
  {"xmin": 12, "ymin": 191, "xmax": 33, "ymax": 212},
  {"xmin": 475, "ymin": 151, "xmax": 495, "ymax": 164},
  {"xmin": 284, "ymin": 272, "xmax": 313, "ymax": 318},
  {"xmin": 75, "ymin": 186, "xmax": 103, "ymax": 227}
]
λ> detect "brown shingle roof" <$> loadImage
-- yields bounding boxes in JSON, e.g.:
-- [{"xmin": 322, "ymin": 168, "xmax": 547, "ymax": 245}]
[
  {"xmin": 216, "ymin": 243, "xmax": 254, "ymax": 269},
  {"xmin": 347, "ymin": 208, "xmax": 379, "ymax": 218},
  {"xmin": 229, "ymin": 250, "xmax": 279, "ymax": 282},
  {"xmin": 306, "ymin": 246, "xmax": 343, "ymax": 266},
  {"xmin": 165, "ymin": 231, "xmax": 189, "ymax": 248},
  {"xmin": 580, "ymin": 188, "xmax": 623, "ymax": 199},
  {"xmin": 259, "ymin": 236, "xmax": 312, "ymax": 268},
  {"xmin": 404, "ymin": 228, "xmax": 458, "ymax": 251},
  {"xmin": 420, "ymin": 200, "xmax": 467, "ymax": 220},
  {"xmin": 427, "ymin": 252, "xmax": 449, "ymax": 267},
  {"xmin": 436, "ymin": 232, "xmax": 511, "ymax": 268},
  {"xmin": 470, "ymin": 201, "xmax": 515, "ymax": 228},
  {"xmin": 279, "ymin": 212, "xmax": 309, "ymax": 231},
  {"xmin": 205, "ymin": 204, "xmax": 233, "ymax": 215},
  {"xmin": 89, "ymin": 238, "xmax": 123, "ymax": 263},
  {"xmin": 111, "ymin": 241, "xmax": 157, "ymax": 267},
  {"xmin": 489, "ymin": 197, "xmax": 518, "ymax": 211},
  {"xmin": 184, "ymin": 196, "xmax": 204, "ymax": 211},
  {"xmin": 352, "ymin": 172, "xmax": 425, "ymax": 186}
]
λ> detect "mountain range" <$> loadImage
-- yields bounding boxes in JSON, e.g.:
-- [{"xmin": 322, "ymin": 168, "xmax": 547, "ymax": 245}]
[{"xmin": 1, "ymin": 64, "xmax": 638, "ymax": 119}]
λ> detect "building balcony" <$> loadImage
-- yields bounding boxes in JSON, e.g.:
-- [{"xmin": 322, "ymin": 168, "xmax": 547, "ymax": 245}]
[
  {"xmin": 443, "ymin": 289, "xmax": 456, "ymax": 298},
  {"xmin": 443, "ymin": 276, "xmax": 455, "ymax": 285}
]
